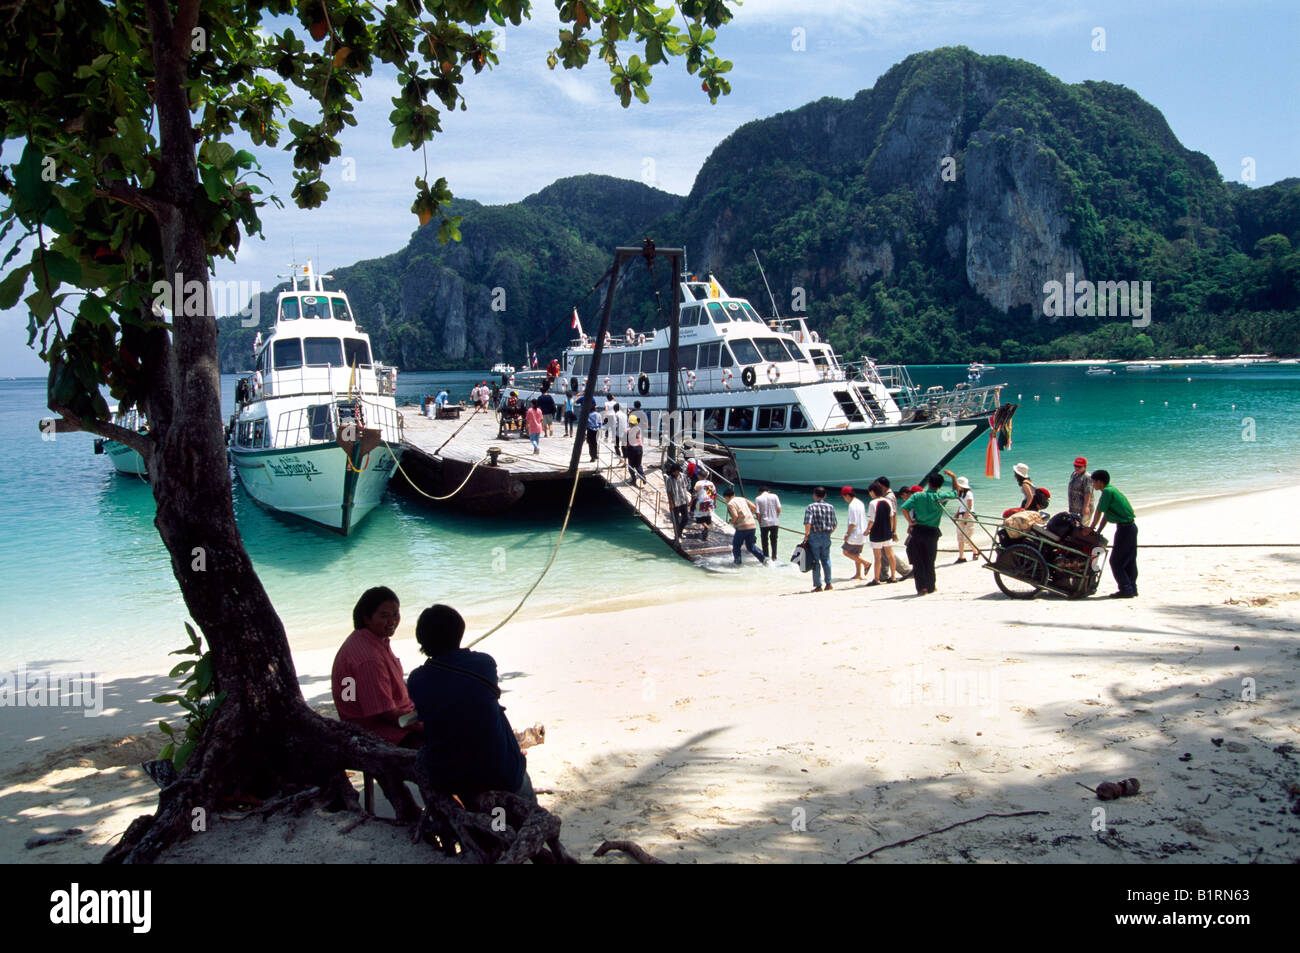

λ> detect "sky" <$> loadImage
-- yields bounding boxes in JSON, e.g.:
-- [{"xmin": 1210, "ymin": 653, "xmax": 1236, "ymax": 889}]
[{"xmin": 2, "ymin": 0, "xmax": 1298, "ymax": 376}]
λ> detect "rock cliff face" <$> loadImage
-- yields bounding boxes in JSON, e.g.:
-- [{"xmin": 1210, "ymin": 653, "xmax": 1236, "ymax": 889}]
[{"xmin": 220, "ymin": 48, "xmax": 1293, "ymax": 369}]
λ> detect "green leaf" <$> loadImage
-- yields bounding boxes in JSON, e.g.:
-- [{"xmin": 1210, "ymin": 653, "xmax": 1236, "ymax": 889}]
[
  {"xmin": 159, "ymin": 720, "xmax": 174, "ymax": 737},
  {"xmin": 168, "ymin": 660, "xmax": 196, "ymax": 679},
  {"xmin": 159, "ymin": 742, "xmax": 174, "ymax": 760},
  {"xmin": 0, "ymin": 266, "xmax": 29, "ymax": 309},
  {"xmin": 193, "ymin": 655, "xmax": 213, "ymax": 695},
  {"xmin": 174, "ymin": 740, "xmax": 196, "ymax": 770},
  {"xmin": 152, "ymin": 694, "xmax": 183, "ymax": 705}
]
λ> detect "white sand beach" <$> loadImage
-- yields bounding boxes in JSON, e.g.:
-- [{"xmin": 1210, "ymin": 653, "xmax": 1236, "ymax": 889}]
[{"xmin": 4, "ymin": 487, "xmax": 1298, "ymax": 863}]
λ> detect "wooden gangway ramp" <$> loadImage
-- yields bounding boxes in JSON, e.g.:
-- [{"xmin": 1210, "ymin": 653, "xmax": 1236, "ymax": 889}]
[{"xmin": 397, "ymin": 404, "xmax": 736, "ymax": 561}]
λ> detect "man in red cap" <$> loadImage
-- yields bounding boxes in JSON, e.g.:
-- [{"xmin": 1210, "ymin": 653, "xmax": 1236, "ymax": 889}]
[{"xmin": 1067, "ymin": 456, "xmax": 1093, "ymax": 523}]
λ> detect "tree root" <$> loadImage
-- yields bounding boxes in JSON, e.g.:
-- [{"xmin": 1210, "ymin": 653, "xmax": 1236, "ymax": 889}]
[
  {"xmin": 103, "ymin": 702, "xmax": 576, "ymax": 864},
  {"xmin": 593, "ymin": 840, "xmax": 666, "ymax": 864}
]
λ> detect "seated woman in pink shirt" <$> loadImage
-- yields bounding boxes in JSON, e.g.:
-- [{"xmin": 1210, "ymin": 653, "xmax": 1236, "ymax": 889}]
[
  {"xmin": 331, "ymin": 586, "xmax": 423, "ymax": 749},
  {"xmin": 525, "ymin": 399, "xmax": 545, "ymax": 455}
]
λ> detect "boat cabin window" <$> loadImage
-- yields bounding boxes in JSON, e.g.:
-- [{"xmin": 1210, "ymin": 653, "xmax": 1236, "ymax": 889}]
[
  {"xmin": 273, "ymin": 339, "xmax": 303, "ymax": 370},
  {"xmin": 279, "ymin": 298, "xmax": 300, "ymax": 321},
  {"xmin": 307, "ymin": 404, "xmax": 334, "ymax": 441},
  {"xmin": 720, "ymin": 301, "xmax": 746, "ymax": 322},
  {"xmin": 706, "ymin": 302, "xmax": 729, "ymax": 324},
  {"xmin": 726, "ymin": 407, "xmax": 754, "ymax": 432},
  {"xmin": 304, "ymin": 337, "xmax": 344, "ymax": 367},
  {"xmin": 727, "ymin": 339, "xmax": 761, "ymax": 365},
  {"xmin": 678, "ymin": 306, "xmax": 702, "ymax": 328},
  {"xmin": 702, "ymin": 407, "xmax": 725, "ymax": 432},
  {"xmin": 758, "ymin": 406, "xmax": 786, "ymax": 430},
  {"xmin": 810, "ymin": 350, "xmax": 830, "ymax": 367},
  {"xmin": 741, "ymin": 303, "xmax": 764, "ymax": 323},
  {"xmin": 754, "ymin": 337, "xmax": 794, "ymax": 363},
  {"xmin": 299, "ymin": 296, "xmax": 330, "ymax": 320},
  {"xmin": 697, "ymin": 342, "xmax": 722, "ymax": 368},
  {"xmin": 624, "ymin": 351, "xmax": 642, "ymax": 375},
  {"xmin": 608, "ymin": 352, "xmax": 625, "ymax": 377},
  {"xmin": 257, "ymin": 348, "xmax": 270, "ymax": 374},
  {"xmin": 833, "ymin": 389, "xmax": 865, "ymax": 423},
  {"xmin": 677, "ymin": 344, "xmax": 697, "ymax": 370},
  {"xmin": 573, "ymin": 354, "xmax": 589, "ymax": 376},
  {"xmin": 343, "ymin": 339, "xmax": 371, "ymax": 368},
  {"xmin": 330, "ymin": 296, "xmax": 353, "ymax": 322},
  {"xmin": 238, "ymin": 419, "xmax": 268, "ymax": 448},
  {"xmin": 789, "ymin": 405, "xmax": 809, "ymax": 430}
]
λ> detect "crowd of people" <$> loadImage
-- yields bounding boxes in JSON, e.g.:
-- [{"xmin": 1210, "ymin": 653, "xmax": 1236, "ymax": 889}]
[{"xmin": 681, "ymin": 455, "xmax": 1137, "ymax": 600}]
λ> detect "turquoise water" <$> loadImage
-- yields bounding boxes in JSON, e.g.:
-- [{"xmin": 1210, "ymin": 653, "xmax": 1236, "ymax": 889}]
[{"xmin": 1, "ymin": 363, "xmax": 1297, "ymax": 675}]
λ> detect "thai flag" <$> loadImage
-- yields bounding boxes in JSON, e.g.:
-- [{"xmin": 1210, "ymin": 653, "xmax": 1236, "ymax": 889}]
[{"xmin": 531, "ymin": 351, "xmax": 538, "ymax": 369}]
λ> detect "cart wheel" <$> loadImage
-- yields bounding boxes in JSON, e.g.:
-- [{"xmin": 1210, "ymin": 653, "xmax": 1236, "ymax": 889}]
[{"xmin": 994, "ymin": 543, "xmax": 1048, "ymax": 599}]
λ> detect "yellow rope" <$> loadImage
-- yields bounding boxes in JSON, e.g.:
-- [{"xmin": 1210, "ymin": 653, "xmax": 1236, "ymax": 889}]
[{"xmin": 465, "ymin": 435, "xmax": 588, "ymax": 648}]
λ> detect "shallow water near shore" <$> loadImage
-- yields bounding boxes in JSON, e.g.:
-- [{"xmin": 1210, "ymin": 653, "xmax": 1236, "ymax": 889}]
[{"xmin": 1, "ymin": 362, "xmax": 1296, "ymax": 677}]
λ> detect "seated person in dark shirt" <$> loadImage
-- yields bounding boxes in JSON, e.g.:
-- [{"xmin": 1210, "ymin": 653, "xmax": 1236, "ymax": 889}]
[{"xmin": 406, "ymin": 605, "xmax": 536, "ymax": 805}]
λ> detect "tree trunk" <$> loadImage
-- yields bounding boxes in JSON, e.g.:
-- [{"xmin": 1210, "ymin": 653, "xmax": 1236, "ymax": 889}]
[{"xmin": 104, "ymin": 4, "xmax": 574, "ymax": 865}]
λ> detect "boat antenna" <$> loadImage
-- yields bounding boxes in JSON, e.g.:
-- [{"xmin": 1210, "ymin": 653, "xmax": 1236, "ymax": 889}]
[{"xmin": 752, "ymin": 249, "xmax": 780, "ymax": 319}]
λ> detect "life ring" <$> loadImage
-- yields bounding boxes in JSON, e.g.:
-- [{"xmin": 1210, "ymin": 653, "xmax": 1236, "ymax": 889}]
[
  {"xmin": 721, "ymin": 368, "xmax": 734, "ymax": 389},
  {"xmin": 741, "ymin": 366, "xmax": 757, "ymax": 388},
  {"xmin": 603, "ymin": 376, "xmax": 611, "ymax": 392},
  {"xmin": 637, "ymin": 333, "xmax": 646, "ymax": 346},
  {"xmin": 766, "ymin": 363, "xmax": 780, "ymax": 384},
  {"xmin": 686, "ymin": 370, "xmax": 696, "ymax": 390},
  {"xmin": 580, "ymin": 334, "xmax": 589, "ymax": 347},
  {"xmin": 252, "ymin": 370, "xmax": 263, "ymax": 396},
  {"xmin": 626, "ymin": 375, "xmax": 635, "ymax": 393},
  {"xmin": 811, "ymin": 332, "xmax": 820, "ymax": 343},
  {"xmin": 508, "ymin": 375, "xmax": 515, "ymax": 386},
  {"xmin": 637, "ymin": 373, "xmax": 650, "ymax": 396},
  {"xmin": 603, "ymin": 333, "xmax": 611, "ymax": 348},
  {"xmin": 625, "ymin": 328, "xmax": 635, "ymax": 344}
]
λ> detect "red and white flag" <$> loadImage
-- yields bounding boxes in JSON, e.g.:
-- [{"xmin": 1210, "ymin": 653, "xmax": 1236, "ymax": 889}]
[{"xmin": 571, "ymin": 307, "xmax": 584, "ymax": 337}]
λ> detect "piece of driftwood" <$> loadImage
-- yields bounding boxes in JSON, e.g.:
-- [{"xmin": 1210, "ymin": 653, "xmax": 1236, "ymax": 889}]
[
  {"xmin": 515, "ymin": 723, "xmax": 546, "ymax": 750},
  {"xmin": 25, "ymin": 828, "xmax": 85, "ymax": 850},
  {"xmin": 593, "ymin": 839, "xmax": 665, "ymax": 864},
  {"xmin": 846, "ymin": 810, "xmax": 1050, "ymax": 863}
]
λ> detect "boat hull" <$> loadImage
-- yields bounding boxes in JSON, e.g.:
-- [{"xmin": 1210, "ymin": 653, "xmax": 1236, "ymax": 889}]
[
  {"xmin": 104, "ymin": 440, "xmax": 147, "ymax": 476},
  {"xmin": 710, "ymin": 417, "xmax": 989, "ymax": 488},
  {"xmin": 230, "ymin": 441, "xmax": 401, "ymax": 534}
]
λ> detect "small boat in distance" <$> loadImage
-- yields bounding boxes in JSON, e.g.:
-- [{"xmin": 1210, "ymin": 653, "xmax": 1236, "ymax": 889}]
[
  {"xmin": 1125, "ymin": 362, "xmax": 1163, "ymax": 372},
  {"xmin": 228, "ymin": 260, "xmax": 404, "ymax": 535},
  {"xmin": 967, "ymin": 362, "xmax": 988, "ymax": 383},
  {"xmin": 94, "ymin": 406, "xmax": 148, "ymax": 476},
  {"xmin": 1085, "ymin": 365, "xmax": 1116, "ymax": 376},
  {"xmin": 490, "ymin": 362, "xmax": 516, "ymax": 376}
]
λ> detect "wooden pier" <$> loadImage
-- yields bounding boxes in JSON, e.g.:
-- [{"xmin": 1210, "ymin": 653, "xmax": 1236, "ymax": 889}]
[{"xmin": 396, "ymin": 404, "xmax": 737, "ymax": 561}]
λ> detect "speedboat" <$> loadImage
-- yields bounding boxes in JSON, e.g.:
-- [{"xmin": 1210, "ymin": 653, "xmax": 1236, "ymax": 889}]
[
  {"xmin": 967, "ymin": 362, "xmax": 988, "ymax": 383},
  {"xmin": 517, "ymin": 274, "xmax": 1012, "ymax": 488},
  {"xmin": 1085, "ymin": 366, "xmax": 1115, "ymax": 376},
  {"xmin": 227, "ymin": 260, "xmax": 403, "ymax": 535},
  {"xmin": 94, "ymin": 406, "xmax": 149, "ymax": 476}
]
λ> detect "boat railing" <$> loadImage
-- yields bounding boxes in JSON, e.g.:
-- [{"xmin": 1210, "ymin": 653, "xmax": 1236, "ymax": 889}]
[
  {"xmin": 903, "ymin": 383, "xmax": 1006, "ymax": 423},
  {"xmin": 271, "ymin": 395, "xmax": 404, "ymax": 450}
]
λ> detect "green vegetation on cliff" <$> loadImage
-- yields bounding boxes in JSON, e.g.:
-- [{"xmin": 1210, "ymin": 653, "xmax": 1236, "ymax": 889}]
[{"xmin": 219, "ymin": 48, "xmax": 1300, "ymax": 370}]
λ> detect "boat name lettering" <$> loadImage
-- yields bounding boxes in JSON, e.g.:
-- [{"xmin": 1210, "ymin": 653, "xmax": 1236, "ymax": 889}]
[
  {"xmin": 787, "ymin": 437, "xmax": 881, "ymax": 460},
  {"xmin": 266, "ymin": 457, "xmax": 323, "ymax": 481}
]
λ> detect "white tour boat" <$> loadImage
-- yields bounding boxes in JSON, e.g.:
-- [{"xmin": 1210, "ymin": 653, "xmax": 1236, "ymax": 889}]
[
  {"xmin": 94, "ymin": 406, "xmax": 149, "ymax": 476},
  {"xmin": 519, "ymin": 276, "xmax": 1009, "ymax": 488},
  {"xmin": 1125, "ymin": 362, "xmax": 1163, "ymax": 372},
  {"xmin": 1085, "ymin": 365, "xmax": 1116, "ymax": 376},
  {"xmin": 227, "ymin": 261, "xmax": 404, "ymax": 535}
]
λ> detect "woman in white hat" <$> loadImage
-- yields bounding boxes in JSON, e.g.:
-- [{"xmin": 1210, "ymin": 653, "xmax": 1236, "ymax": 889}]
[
  {"xmin": 953, "ymin": 476, "xmax": 982, "ymax": 562},
  {"xmin": 1012, "ymin": 462, "xmax": 1035, "ymax": 509}
]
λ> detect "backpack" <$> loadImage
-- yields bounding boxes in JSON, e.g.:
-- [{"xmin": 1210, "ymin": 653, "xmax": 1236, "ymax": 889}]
[
  {"xmin": 1042, "ymin": 511, "xmax": 1081, "ymax": 541},
  {"xmin": 790, "ymin": 542, "xmax": 812, "ymax": 572}
]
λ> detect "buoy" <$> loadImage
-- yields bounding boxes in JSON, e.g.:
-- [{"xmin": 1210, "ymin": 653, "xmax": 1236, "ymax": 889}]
[
  {"xmin": 1164, "ymin": 401, "xmax": 1168, "ymax": 406},
  {"xmin": 1017, "ymin": 394, "xmax": 1022, "ymax": 400},
  {"xmin": 1140, "ymin": 400, "xmax": 1144, "ymax": 404},
  {"xmin": 1232, "ymin": 404, "xmax": 1236, "ymax": 410},
  {"xmin": 1192, "ymin": 402, "xmax": 1197, "ymax": 408},
  {"xmin": 1054, "ymin": 396, "xmax": 1060, "ymax": 401},
  {"xmin": 1033, "ymin": 395, "xmax": 1040, "ymax": 401},
  {"xmin": 1187, "ymin": 377, "xmax": 1192, "ymax": 382}
]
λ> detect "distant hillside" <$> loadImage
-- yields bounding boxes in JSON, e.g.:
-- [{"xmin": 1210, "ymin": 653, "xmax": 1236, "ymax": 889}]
[
  {"xmin": 218, "ymin": 174, "xmax": 682, "ymax": 371},
  {"xmin": 219, "ymin": 48, "xmax": 1300, "ymax": 369}
]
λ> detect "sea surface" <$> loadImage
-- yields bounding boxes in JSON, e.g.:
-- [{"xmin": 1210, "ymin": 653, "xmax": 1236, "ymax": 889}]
[{"xmin": 1, "ymin": 362, "xmax": 1297, "ymax": 677}]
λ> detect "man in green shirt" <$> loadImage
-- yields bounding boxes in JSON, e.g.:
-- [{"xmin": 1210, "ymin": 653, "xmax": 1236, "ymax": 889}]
[
  {"xmin": 1089, "ymin": 469, "xmax": 1137, "ymax": 598},
  {"xmin": 900, "ymin": 469, "xmax": 958, "ymax": 595}
]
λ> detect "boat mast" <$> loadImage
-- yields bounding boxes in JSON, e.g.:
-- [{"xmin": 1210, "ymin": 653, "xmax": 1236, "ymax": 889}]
[{"xmin": 752, "ymin": 249, "xmax": 781, "ymax": 319}]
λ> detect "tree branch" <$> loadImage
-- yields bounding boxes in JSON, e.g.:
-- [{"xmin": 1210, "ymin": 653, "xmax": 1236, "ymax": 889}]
[
  {"xmin": 172, "ymin": 0, "xmax": 201, "ymax": 57},
  {"xmin": 94, "ymin": 180, "xmax": 170, "ymax": 219},
  {"xmin": 46, "ymin": 406, "xmax": 154, "ymax": 459}
]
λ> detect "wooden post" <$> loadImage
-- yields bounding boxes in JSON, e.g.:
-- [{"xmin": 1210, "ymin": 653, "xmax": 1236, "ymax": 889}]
[{"xmin": 567, "ymin": 263, "xmax": 620, "ymax": 479}]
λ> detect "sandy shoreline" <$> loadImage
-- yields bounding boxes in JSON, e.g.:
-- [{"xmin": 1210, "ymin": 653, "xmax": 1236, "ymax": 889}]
[{"xmin": 4, "ymin": 487, "xmax": 1297, "ymax": 863}]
